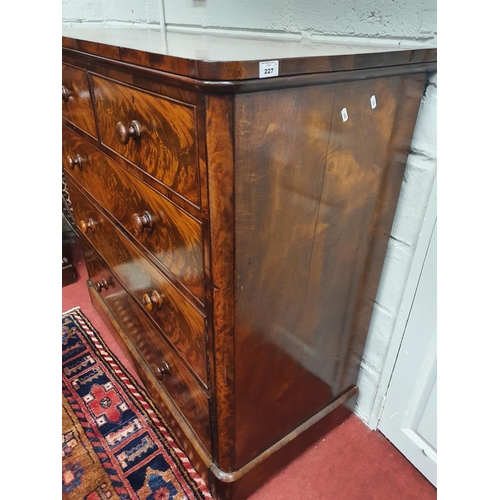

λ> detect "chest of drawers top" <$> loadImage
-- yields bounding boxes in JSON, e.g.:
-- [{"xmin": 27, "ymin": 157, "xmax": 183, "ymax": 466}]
[{"xmin": 63, "ymin": 27, "xmax": 436, "ymax": 81}]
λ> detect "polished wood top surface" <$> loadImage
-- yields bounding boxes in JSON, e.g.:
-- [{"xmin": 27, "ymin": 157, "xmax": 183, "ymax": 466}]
[{"xmin": 62, "ymin": 27, "xmax": 437, "ymax": 81}]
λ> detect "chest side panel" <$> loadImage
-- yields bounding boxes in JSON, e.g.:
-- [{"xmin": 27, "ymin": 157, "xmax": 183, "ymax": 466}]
[{"xmin": 233, "ymin": 74, "xmax": 427, "ymax": 468}]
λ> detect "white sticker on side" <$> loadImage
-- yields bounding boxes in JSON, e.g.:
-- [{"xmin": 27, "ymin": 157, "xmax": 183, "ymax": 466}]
[
  {"xmin": 341, "ymin": 108, "xmax": 348, "ymax": 122},
  {"xmin": 370, "ymin": 95, "xmax": 377, "ymax": 109},
  {"xmin": 259, "ymin": 60, "xmax": 279, "ymax": 78}
]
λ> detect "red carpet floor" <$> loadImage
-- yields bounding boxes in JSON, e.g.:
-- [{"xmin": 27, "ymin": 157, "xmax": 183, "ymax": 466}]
[{"xmin": 62, "ymin": 239, "xmax": 437, "ymax": 500}]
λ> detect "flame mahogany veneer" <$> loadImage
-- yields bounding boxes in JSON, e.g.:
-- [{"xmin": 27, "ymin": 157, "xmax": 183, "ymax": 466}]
[{"xmin": 62, "ymin": 29, "xmax": 436, "ymax": 500}]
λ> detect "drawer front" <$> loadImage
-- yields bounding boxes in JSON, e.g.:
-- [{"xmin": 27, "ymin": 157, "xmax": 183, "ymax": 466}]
[
  {"xmin": 62, "ymin": 126, "xmax": 205, "ymax": 302},
  {"xmin": 68, "ymin": 178, "xmax": 208, "ymax": 387},
  {"xmin": 81, "ymin": 238, "xmax": 211, "ymax": 449},
  {"xmin": 62, "ymin": 64, "xmax": 98, "ymax": 138},
  {"xmin": 91, "ymin": 75, "xmax": 199, "ymax": 206}
]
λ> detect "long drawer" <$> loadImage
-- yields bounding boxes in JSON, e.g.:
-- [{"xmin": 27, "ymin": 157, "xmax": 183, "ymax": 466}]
[
  {"xmin": 80, "ymin": 237, "xmax": 211, "ymax": 450},
  {"xmin": 67, "ymin": 177, "xmax": 208, "ymax": 388},
  {"xmin": 91, "ymin": 75, "xmax": 200, "ymax": 206},
  {"xmin": 62, "ymin": 125, "xmax": 205, "ymax": 303},
  {"xmin": 62, "ymin": 63, "xmax": 98, "ymax": 139}
]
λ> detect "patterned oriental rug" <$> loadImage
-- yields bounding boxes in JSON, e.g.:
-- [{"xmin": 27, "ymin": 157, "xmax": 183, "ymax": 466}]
[{"xmin": 62, "ymin": 307, "xmax": 213, "ymax": 500}]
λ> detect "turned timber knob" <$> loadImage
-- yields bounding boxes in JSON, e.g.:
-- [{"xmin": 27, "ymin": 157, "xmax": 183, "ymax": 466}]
[
  {"xmin": 95, "ymin": 278, "xmax": 112, "ymax": 293},
  {"xmin": 67, "ymin": 154, "xmax": 85, "ymax": 171},
  {"xmin": 142, "ymin": 290, "xmax": 162, "ymax": 311},
  {"xmin": 154, "ymin": 361, "xmax": 171, "ymax": 380},
  {"xmin": 79, "ymin": 218, "xmax": 97, "ymax": 234},
  {"xmin": 131, "ymin": 211, "xmax": 154, "ymax": 235},
  {"xmin": 115, "ymin": 120, "xmax": 141, "ymax": 145},
  {"xmin": 62, "ymin": 85, "xmax": 72, "ymax": 102}
]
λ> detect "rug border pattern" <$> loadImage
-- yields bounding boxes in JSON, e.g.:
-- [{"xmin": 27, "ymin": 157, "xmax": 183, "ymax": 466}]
[{"xmin": 62, "ymin": 307, "xmax": 212, "ymax": 499}]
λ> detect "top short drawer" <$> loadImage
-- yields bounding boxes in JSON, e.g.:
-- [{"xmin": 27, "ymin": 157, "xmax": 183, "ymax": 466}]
[
  {"xmin": 91, "ymin": 76, "xmax": 200, "ymax": 206},
  {"xmin": 62, "ymin": 64, "xmax": 98, "ymax": 138}
]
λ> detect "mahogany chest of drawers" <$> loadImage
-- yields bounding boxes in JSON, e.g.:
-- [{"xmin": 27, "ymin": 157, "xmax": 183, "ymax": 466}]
[{"xmin": 62, "ymin": 28, "xmax": 436, "ymax": 499}]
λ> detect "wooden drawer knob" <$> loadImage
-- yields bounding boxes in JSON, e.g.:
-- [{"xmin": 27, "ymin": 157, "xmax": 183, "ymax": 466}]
[
  {"xmin": 62, "ymin": 85, "xmax": 72, "ymax": 102},
  {"xmin": 79, "ymin": 218, "xmax": 97, "ymax": 234},
  {"xmin": 67, "ymin": 154, "xmax": 85, "ymax": 171},
  {"xmin": 131, "ymin": 211, "xmax": 153, "ymax": 235},
  {"xmin": 154, "ymin": 361, "xmax": 171, "ymax": 380},
  {"xmin": 115, "ymin": 120, "xmax": 141, "ymax": 145},
  {"xmin": 143, "ymin": 290, "xmax": 162, "ymax": 311},
  {"xmin": 95, "ymin": 277, "xmax": 112, "ymax": 293}
]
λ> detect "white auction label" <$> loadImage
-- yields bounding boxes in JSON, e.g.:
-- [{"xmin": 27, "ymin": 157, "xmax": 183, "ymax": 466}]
[{"xmin": 259, "ymin": 60, "xmax": 279, "ymax": 78}]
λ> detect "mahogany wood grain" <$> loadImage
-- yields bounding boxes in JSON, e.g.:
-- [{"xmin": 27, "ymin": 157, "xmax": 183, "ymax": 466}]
[
  {"xmin": 68, "ymin": 178, "xmax": 208, "ymax": 388},
  {"xmin": 62, "ymin": 125, "xmax": 205, "ymax": 303},
  {"xmin": 63, "ymin": 49, "xmax": 209, "ymax": 219},
  {"xmin": 85, "ymin": 251, "xmax": 213, "ymax": 471},
  {"xmin": 205, "ymin": 95, "xmax": 237, "ymax": 473},
  {"xmin": 232, "ymin": 76, "xmax": 426, "ymax": 467},
  {"xmin": 64, "ymin": 44, "xmax": 436, "ymax": 96},
  {"xmin": 335, "ymin": 74, "xmax": 428, "ymax": 393},
  {"xmin": 82, "ymin": 237, "xmax": 211, "ymax": 451},
  {"xmin": 196, "ymin": 51, "xmax": 437, "ymax": 82},
  {"xmin": 62, "ymin": 63, "xmax": 98, "ymax": 138},
  {"xmin": 233, "ymin": 83, "xmax": 338, "ymax": 467},
  {"xmin": 62, "ymin": 49, "xmax": 203, "ymax": 106},
  {"xmin": 91, "ymin": 75, "xmax": 200, "ymax": 205},
  {"xmin": 64, "ymin": 120, "xmax": 203, "ymax": 222},
  {"xmin": 63, "ymin": 32, "xmax": 436, "ymax": 81}
]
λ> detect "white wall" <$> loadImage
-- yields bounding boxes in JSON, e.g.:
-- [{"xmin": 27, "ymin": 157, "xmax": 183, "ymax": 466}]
[
  {"xmin": 165, "ymin": 0, "xmax": 436, "ymax": 43},
  {"xmin": 62, "ymin": 1, "xmax": 437, "ymax": 428},
  {"xmin": 63, "ymin": 1, "xmax": 436, "ymax": 44},
  {"xmin": 357, "ymin": 74, "xmax": 437, "ymax": 426},
  {"xmin": 62, "ymin": 0, "xmax": 160, "ymax": 25}
]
